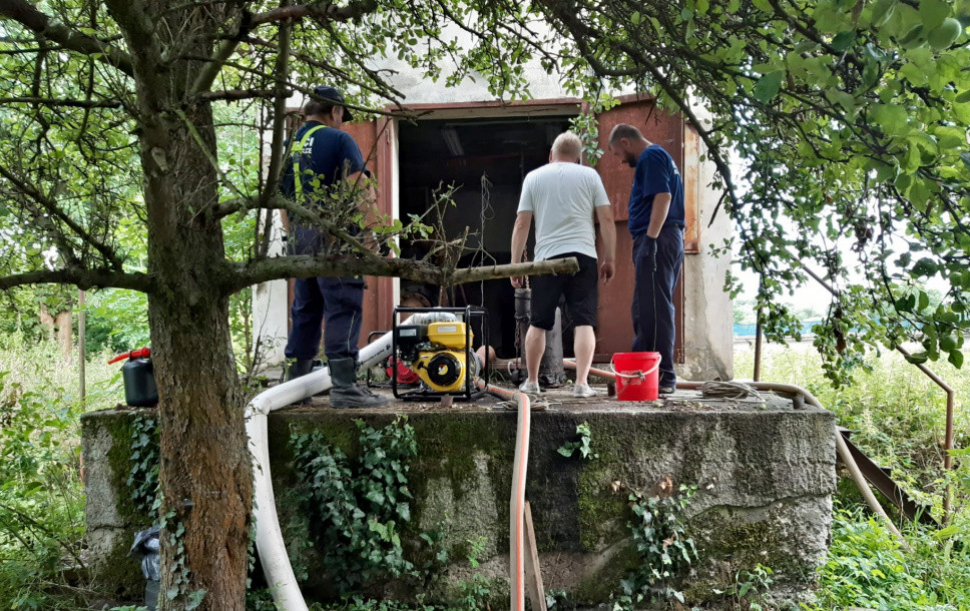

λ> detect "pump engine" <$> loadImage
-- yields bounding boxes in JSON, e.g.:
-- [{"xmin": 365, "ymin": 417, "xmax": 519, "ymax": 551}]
[{"xmin": 392, "ymin": 307, "xmax": 488, "ymax": 400}]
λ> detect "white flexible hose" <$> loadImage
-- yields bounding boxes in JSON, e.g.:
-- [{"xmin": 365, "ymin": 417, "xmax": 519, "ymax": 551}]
[{"xmin": 246, "ymin": 312, "xmax": 458, "ymax": 610}]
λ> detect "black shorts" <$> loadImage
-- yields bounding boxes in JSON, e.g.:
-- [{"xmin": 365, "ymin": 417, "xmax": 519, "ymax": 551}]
[{"xmin": 530, "ymin": 253, "xmax": 598, "ymax": 330}]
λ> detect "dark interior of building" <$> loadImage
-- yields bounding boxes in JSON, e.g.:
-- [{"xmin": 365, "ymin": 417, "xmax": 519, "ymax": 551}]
[{"xmin": 397, "ymin": 116, "xmax": 574, "ymax": 359}]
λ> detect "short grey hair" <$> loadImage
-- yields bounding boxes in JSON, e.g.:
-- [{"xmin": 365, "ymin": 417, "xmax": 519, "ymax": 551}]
[
  {"xmin": 609, "ymin": 123, "xmax": 644, "ymax": 145},
  {"xmin": 551, "ymin": 131, "xmax": 583, "ymax": 161}
]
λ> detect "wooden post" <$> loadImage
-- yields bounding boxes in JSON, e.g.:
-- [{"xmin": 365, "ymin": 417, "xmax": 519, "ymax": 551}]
[
  {"xmin": 753, "ymin": 277, "xmax": 763, "ymax": 382},
  {"xmin": 523, "ymin": 502, "xmax": 547, "ymax": 611},
  {"xmin": 753, "ymin": 310, "xmax": 763, "ymax": 382},
  {"xmin": 78, "ymin": 290, "xmax": 86, "ymax": 404}
]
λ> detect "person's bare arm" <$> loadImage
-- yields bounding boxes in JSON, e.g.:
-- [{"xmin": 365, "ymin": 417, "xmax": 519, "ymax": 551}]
[
  {"xmin": 646, "ymin": 192, "xmax": 672, "ymax": 239},
  {"xmin": 510, "ymin": 211, "xmax": 533, "ymax": 288},
  {"xmin": 595, "ymin": 205, "xmax": 616, "ymax": 284}
]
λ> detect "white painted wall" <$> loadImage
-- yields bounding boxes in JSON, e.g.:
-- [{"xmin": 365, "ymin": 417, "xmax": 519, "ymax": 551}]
[
  {"xmin": 251, "ymin": 210, "xmax": 289, "ymax": 372},
  {"xmin": 682, "ymin": 131, "xmax": 734, "ymax": 380}
]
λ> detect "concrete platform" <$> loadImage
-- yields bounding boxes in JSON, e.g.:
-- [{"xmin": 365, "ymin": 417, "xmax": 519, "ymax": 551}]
[{"xmin": 81, "ymin": 383, "xmax": 836, "ymax": 608}]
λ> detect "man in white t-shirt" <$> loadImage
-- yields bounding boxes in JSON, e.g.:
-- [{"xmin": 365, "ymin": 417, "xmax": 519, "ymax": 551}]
[{"xmin": 510, "ymin": 131, "xmax": 616, "ymax": 397}]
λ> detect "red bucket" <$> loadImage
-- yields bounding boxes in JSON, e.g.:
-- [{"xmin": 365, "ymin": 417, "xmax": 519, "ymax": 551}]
[{"xmin": 612, "ymin": 352, "xmax": 662, "ymax": 401}]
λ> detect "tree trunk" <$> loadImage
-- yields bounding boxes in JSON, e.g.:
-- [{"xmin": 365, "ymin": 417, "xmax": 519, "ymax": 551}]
[
  {"xmin": 39, "ymin": 303, "xmax": 55, "ymax": 341},
  {"xmin": 104, "ymin": 0, "xmax": 253, "ymax": 605},
  {"xmin": 148, "ymin": 281, "xmax": 250, "ymax": 611},
  {"xmin": 138, "ymin": 67, "xmax": 251, "ymax": 611},
  {"xmin": 55, "ymin": 309, "xmax": 73, "ymax": 360}
]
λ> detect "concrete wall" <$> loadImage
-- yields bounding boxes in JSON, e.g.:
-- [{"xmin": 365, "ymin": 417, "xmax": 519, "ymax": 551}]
[{"xmin": 82, "ymin": 395, "xmax": 835, "ymax": 608}]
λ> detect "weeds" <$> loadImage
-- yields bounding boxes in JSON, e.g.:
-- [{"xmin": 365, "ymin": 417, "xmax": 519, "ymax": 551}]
[{"xmin": 0, "ymin": 336, "xmax": 120, "ymax": 609}]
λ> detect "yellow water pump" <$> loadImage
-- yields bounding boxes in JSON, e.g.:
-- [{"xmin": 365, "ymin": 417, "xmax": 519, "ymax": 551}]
[
  {"xmin": 392, "ymin": 307, "xmax": 489, "ymax": 400},
  {"xmin": 411, "ymin": 322, "xmax": 470, "ymax": 393}
]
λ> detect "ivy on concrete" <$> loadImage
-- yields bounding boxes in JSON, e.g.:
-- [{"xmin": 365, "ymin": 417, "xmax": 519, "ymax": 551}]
[
  {"xmin": 126, "ymin": 413, "xmax": 159, "ymax": 516},
  {"xmin": 557, "ymin": 421, "xmax": 598, "ymax": 461},
  {"xmin": 290, "ymin": 417, "xmax": 424, "ymax": 593},
  {"xmin": 612, "ymin": 484, "xmax": 698, "ymax": 610}
]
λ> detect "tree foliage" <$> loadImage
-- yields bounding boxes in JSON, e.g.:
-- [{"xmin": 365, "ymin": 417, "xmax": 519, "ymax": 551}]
[{"xmin": 530, "ymin": 0, "xmax": 970, "ymax": 383}]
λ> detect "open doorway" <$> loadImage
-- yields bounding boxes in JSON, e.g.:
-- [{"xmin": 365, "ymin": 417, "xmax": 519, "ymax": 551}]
[{"xmin": 397, "ymin": 116, "xmax": 574, "ymax": 359}]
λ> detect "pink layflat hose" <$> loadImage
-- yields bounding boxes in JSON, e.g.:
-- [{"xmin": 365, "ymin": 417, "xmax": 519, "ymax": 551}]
[{"xmin": 477, "ymin": 379, "xmax": 530, "ymax": 611}]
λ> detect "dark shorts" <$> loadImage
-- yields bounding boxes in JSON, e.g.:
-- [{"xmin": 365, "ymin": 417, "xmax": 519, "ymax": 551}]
[{"xmin": 530, "ymin": 252, "xmax": 598, "ymax": 330}]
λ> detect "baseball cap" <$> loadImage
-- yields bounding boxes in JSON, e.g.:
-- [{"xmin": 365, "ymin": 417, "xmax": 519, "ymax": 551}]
[{"xmin": 312, "ymin": 85, "xmax": 353, "ymax": 121}]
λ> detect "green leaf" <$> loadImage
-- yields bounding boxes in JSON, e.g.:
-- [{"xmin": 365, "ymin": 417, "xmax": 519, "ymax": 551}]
[
  {"xmin": 912, "ymin": 257, "xmax": 939, "ymax": 276},
  {"xmin": 920, "ymin": 0, "xmax": 951, "ymax": 29},
  {"xmin": 831, "ymin": 31, "xmax": 856, "ymax": 51},
  {"xmin": 753, "ymin": 71, "xmax": 785, "ymax": 103},
  {"xmin": 949, "ymin": 349, "xmax": 964, "ymax": 368},
  {"xmin": 871, "ymin": 103, "xmax": 909, "ymax": 135},
  {"xmin": 933, "ymin": 524, "xmax": 961, "ymax": 540},
  {"xmin": 961, "ymin": 152, "xmax": 970, "ymax": 172},
  {"xmin": 872, "ymin": 0, "xmax": 899, "ymax": 27}
]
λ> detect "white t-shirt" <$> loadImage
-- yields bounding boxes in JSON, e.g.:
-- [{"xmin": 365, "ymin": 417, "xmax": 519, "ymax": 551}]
[{"xmin": 517, "ymin": 162, "xmax": 611, "ymax": 261}]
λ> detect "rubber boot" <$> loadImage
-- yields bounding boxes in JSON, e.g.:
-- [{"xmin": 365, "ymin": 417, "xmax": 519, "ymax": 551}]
[
  {"xmin": 286, "ymin": 359, "xmax": 315, "ymax": 381},
  {"xmin": 328, "ymin": 358, "xmax": 388, "ymax": 409}
]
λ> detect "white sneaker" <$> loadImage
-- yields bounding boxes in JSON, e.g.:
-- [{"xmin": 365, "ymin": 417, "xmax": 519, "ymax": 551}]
[
  {"xmin": 518, "ymin": 380, "xmax": 541, "ymax": 394},
  {"xmin": 573, "ymin": 383, "xmax": 598, "ymax": 398}
]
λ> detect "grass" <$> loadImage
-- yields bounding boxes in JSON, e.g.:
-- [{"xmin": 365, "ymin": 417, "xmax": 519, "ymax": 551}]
[
  {"xmin": 0, "ymin": 333, "xmax": 122, "ymax": 610},
  {"xmin": 737, "ymin": 341, "xmax": 970, "ymax": 611}
]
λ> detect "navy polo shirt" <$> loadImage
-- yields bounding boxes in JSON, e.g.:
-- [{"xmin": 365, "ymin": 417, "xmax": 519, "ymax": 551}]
[
  {"xmin": 628, "ymin": 144, "xmax": 685, "ymax": 237},
  {"xmin": 279, "ymin": 121, "xmax": 369, "ymax": 200}
]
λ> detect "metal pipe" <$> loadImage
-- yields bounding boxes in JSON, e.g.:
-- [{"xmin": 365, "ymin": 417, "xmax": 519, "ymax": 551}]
[
  {"xmin": 896, "ymin": 345, "xmax": 955, "ymax": 519},
  {"xmin": 78, "ymin": 290, "xmax": 86, "ymax": 404},
  {"xmin": 753, "ymin": 311, "xmax": 763, "ymax": 382},
  {"xmin": 753, "ymin": 278, "xmax": 763, "ymax": 382}
]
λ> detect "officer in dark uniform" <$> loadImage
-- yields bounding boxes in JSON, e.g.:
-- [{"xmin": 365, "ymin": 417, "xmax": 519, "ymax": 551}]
[
  {"xmin": 280, "ymin": 85, "xmax": 387, "ymax": 408},
  {"xmin": 608, "ymin": 123, "xmax": 686, "ymax": 394}
]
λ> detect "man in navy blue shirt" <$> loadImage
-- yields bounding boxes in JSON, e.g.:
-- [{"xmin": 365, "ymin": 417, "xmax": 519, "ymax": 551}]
[
  {"xmin": 609, "ymin": 124, "xmax": 685, "ymax": 393},
  {"xmin": 280, "ymin": 85, "xmax": 386, "ymax": 408}
]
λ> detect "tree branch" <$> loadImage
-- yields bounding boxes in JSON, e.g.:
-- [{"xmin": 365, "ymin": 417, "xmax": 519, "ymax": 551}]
[
  {"xmin": 0, "ymin": 268, "xmax": 153, "ymax": 293},
  {"xmin": 189, "ymin": 0, "xmax": 380, "ymax": 99},
  {"xmin": 200, "ymin": 88, "xmax": 291, "ymax": 102},
  {"xmin": 224, "ymin": 256, "xmax": 579, "ymax": 295},
  {"xmin": 0, "ymin": 0, "xmax": 134, "ymax": 76},
  {"xmin": 255, "ymin": 10, "xmax": 293, "ymax": 221},
  {"xmin": 188, "ymin": 10, "xmax": 253, "ymax": 98},
  {"xmin": 0, "ymin": 164, "xmax": 126, "ymax": 271},
  {"xmin": 0, "ymin": 96, "xmax": 122, "ymax": 108},
  {"xmin": 250, "ymin": 0, "xmax": 379, "ymax": 27}
]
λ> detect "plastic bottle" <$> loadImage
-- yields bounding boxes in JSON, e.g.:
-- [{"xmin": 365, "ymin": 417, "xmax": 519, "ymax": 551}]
[{"xmin": 108, "ymin": 348, "xmax": 159, "ymax": 407}]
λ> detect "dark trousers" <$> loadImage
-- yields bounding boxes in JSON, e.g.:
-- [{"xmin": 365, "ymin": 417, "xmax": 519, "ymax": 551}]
[
  {"xmin": 632, "ymin": 225, "xmax": 684, "ymax": 386},
  {"xmin": 284, "ymin": 276, "xmax": 364, "ymax": 362}
]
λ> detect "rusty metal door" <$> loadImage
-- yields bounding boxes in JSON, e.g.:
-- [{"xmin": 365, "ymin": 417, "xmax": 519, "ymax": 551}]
[{"xmin": 593, "ymin": 97, "xmax": 687, "ymax": 362}]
